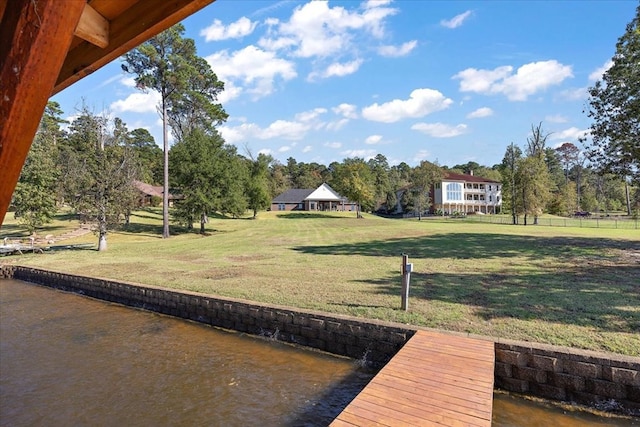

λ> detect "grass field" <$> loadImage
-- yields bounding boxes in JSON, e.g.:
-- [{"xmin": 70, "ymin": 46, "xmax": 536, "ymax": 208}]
[{"xmin": 2, "ymin": 209, "xmax": 639, "ymax": 357}]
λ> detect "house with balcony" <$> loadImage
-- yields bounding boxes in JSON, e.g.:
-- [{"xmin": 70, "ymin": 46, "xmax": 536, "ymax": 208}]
[{"xmin": 433, "ymin": 171, "xmax": 502, "ymax": 214}]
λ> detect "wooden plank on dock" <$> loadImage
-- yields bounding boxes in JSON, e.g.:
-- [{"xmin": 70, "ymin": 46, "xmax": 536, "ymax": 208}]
[{"xmin": 331, "ymin": 330, "xmax": 495, "ymax": 427}]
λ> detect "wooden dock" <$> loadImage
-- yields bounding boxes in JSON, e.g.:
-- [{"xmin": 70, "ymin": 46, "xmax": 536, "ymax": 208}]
[{"xmin": 331, "ymin": 330, "xmax": 495, "ymax": 427}]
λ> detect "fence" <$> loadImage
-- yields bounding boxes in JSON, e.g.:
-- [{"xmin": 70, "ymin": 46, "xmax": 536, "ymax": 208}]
[{"xmin": 455, "ymin": 215, "xmax": 639, "ymax": 230}]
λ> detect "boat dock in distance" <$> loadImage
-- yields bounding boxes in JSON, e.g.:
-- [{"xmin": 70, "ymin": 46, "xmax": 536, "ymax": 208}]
[{"xmin": 331, "ymin": 329, "xmax": 495, "ymax": 426}]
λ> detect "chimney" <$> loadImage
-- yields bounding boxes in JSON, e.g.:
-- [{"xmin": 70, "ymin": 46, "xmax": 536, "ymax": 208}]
[{"xmin": 469, "ymin": 170, "xmax": 474, "ymax": 176}]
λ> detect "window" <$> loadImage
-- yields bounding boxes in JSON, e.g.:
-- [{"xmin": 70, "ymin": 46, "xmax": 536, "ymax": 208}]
[
  {"xmin": 480, "ymin": 184, "xmax": 485, "ymax": 190},
  {"xmin": 278, "ymin": 203, "xmax": 286, "ymax": 210},
  {"xmin": 489, "ymin": 195, "xmax": 493, "ymax": 202},
  {"xmin": 435, "ymin": 183, "xmax": 441, "ymax": 189},
  {"xmin": 446, "ymin": 183, "xmax": 462, "ymax": 201},
  {"xmin": 489, "ymin": 185, "xmax": 492, "ymax": 191},
  {"xmin": 310, "ymin": 202, "xmax": 316, "ymax": 210}
]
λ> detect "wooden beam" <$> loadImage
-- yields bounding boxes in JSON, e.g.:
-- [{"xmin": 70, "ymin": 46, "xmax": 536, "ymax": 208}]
[
  {"xmin": 53, "ymin": 0, "xmax": 216, "ymax": 94},
  {"xmin": 0, "ymin": 0, "xmax": 85, "ymax": 225},
  {"xmin": 0, "ymin": 0, "xmax": 8, "ymax": 24},
  {"xmin": 75, "ymin": 3, "xmax": 110, "ymax": 49}
]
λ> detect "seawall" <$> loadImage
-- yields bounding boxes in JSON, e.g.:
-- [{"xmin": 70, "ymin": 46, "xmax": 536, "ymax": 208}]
[{"xmin": 1, "ymin": 265, "xmax": 638, "ymax": 413}]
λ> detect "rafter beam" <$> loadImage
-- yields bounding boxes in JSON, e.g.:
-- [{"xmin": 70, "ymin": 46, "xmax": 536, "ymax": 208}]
[
  {"xmin": 75, "ymin": 3, "xmax": 110, "ymax": 49},
  {"xmin": 53, "ymin": 0, "xmax": 215, "ymax": 95},
  {"xmin": 0, "ymin": 0, "xmax": 85, "ymax": 225}
]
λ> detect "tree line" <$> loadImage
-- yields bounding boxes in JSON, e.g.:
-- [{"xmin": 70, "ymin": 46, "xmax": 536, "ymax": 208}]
[{"xmin": 10, "ymin": 7, "xmax": 639, "ymax": 249}]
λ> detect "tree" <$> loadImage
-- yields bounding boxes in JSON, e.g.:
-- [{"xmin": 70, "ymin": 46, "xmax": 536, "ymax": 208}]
[
  {"xmin": 122, "ymin": 23, "xmax": 227, "ymax": 238},
  {"xmin": 409, "ymin": 160, "xmax": 443, "ymax": 219},
  {"xmin": 246, "ymin": 153, "xmax": 272, "ymax": 219},
  {"xmin": 556, "ymin": 142, "xmax": 580, "ymax": 185},
  {"xmin": 60, "ymin": 109, "xmax": 139, "ymax": 251},
  {"xmin": 330, "ymin": 158, "xmax": 375, "ymax": 218},
  {"xmin": 129, "ymin": 128, "xmax": 163, "ymax": 184},
  {"xmin": 170, "ymin": 129, "xmax": 245, "ymax": 233},
  {"xmin": 268, "ymin": 162, "xmax": 290, "ymax": 199},
  {"xmin": 523, "ymin": 123, "xmax": 552, "ymax": 224},
  {"xmin": 368, "ymin": 154, "xmax": 392, "ymax": 212},
  {"xmin": 583, "ymin": 5, "xmax": 640, "ymax": 185},
  {"xmin": 500, "ymin": 143, "xmax": 522, "ymax": 224},
  {"xmin": 12, "ymin": 102, "xmax": 62, "ymax": 233}
]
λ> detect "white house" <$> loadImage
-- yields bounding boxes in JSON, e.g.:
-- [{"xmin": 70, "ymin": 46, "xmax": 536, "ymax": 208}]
[
  {"xmin": 271, "ymin": 183, "xmax": 358, "ymax": 212},
  {"xmin": 433, "ymin": 171, "xmax": 502, "ymax": 214}
]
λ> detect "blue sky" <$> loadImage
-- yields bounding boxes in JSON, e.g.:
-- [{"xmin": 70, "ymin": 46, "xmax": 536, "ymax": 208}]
[{"xmin": 52, "ymin": 0, "xmax": 637, "ymax": 168}]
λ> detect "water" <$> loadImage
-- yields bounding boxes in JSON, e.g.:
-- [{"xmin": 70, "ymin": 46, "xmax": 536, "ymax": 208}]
[
  {"xmin": 1, "ymin": 280, "xmax": 637, "ymax": 426},
  {"xmin": 0, "ymin": 280, "xmax": 372, "ymax": 426}
]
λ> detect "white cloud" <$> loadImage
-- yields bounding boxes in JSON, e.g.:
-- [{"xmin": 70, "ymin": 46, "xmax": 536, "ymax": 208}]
[
  {"xmin": 545, "ymin": 114, "xmax": 568, "ymax": 123},
  {"xmin": 217, "ymin": 80, "xmax": 243, "ymax": 104},
  {"xmin": 295, "ymin": 108, "xmax": 327, "ymax": 122},
  {"xmin": 362, "ymin": 88, "xmax": 453, "ymax": 123},
  {"xmin": 258, "ymin": 0, "xmax": 398, "ymax": 58},
  {"xmin": 467, "ymin": 107, "xmax": 493, "ymax": 119},
  {"xmin": 589, "ymin": 59, "xmax": 613, "ymax": 81},
  {"xmin": 333, "ymin": 103, "xmax": 358, "ymax": 119},
  {"xmin": 309, "ymin": 59, "xmax": 364, "ymax": 81},
  {"xmin": 201, "ymin": 17, "xmax": 257, "ymax": 41},
  {"xmin": 363, "ymin": 0, "xmax": 393, "ymax": 9},
  {"xmin": 258, "ymin": 148, "xmax": 273, "ymax": 156},
  {"xmin": 365, "ymin": 135, "xmax": 383, "ymax": 145},
  {"xmin": 325, "ymin": 141, "xmax": 342, "ymax": 149},
  {"xmin": 278, "ymin": 145, "xmax": 293, "ymax": 152},
  {"xmin": 377, "ymin": 40, "xmax": 417, "ymax": 57},
  {"xmin": 302, "ymin": 145, "xmax": 313, "ymax": 153},
  {"xmin": 549, "ymin": 127, "xmax": 589, "ymax": 141},
  {"xmin": 453, "ymin": 60, "xmax": 573, "ymax": 101},
  {"xmin": 326, "ymin": 118, "xmax": 349, "ymax": 131},
  {"xmin": 119, "ymin": 76, "xmax": 137, "ymax": 87},
  {"xmin": 110, "ymin": 91, "xmax": 160, "ymax": 113},
  {"xmin": 454, "ymin": 66, "xmax": 513, "ymax": 93},
  {"xmin": 263, "ymin": 120, "xmax": 309, "ymax": 140},
  {"xmin": 440, "ymin": 10, "xmax": 472, "ymax": 29},
  {"xmin": 98, "ymin": 74, "xmax": 125, "ymax": 88},
  {"xmin": 411, "ymin": 122, "xmax": 468, "ymax": 138},
  {"xmin": 205, "ymin": 45, "xmax": 297, "ymax": 100},
  {"xmin": 219, "ymin": 116, "xmax": 312, "ymax": 145}
]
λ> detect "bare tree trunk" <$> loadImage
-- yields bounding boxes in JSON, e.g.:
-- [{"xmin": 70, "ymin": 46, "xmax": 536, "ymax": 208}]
[
  {"xmin": 98, "ymin": 213, "xmax": 107, "ymax": 251},
  {"xmin": 98, "ymin": 233, "xmax": 107, "ymax": 251},
  {"xmin": 162, "ymin": 98, "xmax": 170, "ymax": 239},
  {"xmin": 625, "ymin": 180, "xmax": 632, "ymax": 216}
]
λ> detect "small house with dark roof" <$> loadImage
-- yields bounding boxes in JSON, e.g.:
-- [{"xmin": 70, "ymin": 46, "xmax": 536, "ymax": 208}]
[
  {"xmin": 271, "ymin": 183, "xmax": 357, "ymax": 212},
  {"xmin": 133, "ymin": 180, "xmax": 180, "ymax": 207}
]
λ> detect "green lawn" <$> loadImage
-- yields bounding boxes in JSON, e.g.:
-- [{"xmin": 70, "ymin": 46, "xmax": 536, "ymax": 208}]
[{"xmin": 2, "ymin": 209, "xmax": 639, "ymax": 356}]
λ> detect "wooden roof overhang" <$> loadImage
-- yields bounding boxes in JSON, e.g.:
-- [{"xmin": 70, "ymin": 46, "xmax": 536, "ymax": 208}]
[{"xmin": 0, "ymin": 0, "xmax": 216, "ymax": 225}]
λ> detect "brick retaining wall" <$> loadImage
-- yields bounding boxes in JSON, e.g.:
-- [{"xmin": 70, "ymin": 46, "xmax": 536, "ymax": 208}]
[
  {"xmin": 495, "ymin": 339, "xmax": 639, "ymax": 412},
  {"xmin": 0, "ymin": 265, "xmax": 410, "ymax": 366},
  {"xmin": 1, "ymin": 265, "xmax": 638, "ymax": 413}
]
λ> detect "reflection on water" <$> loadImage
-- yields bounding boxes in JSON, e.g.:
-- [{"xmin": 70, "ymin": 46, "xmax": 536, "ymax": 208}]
[
  {"xmin": 1, "ymin": 280, "xmax": 637, "ymax": 426},
  {"xmin": 0, "ymin": 280, "xmax": 372, "ymax": 426},
  {"xmin": 493, "ymin": 391, "xmax": 638, "ymax": 426}
]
